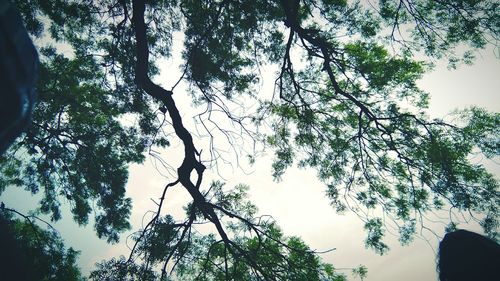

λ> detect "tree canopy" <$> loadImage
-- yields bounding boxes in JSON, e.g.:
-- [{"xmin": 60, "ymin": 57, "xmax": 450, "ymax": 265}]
[
  {"xmin": 1, "ymin": 0, "xmax": 499, "ymax": 279},
  {"xmin": 0, "ymin": 207, "xmax": 83, "ymax": 280}
]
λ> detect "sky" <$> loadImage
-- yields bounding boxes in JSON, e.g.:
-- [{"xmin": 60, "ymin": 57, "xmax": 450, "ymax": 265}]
[{"xmin": 2, "ymin": 24, "xmax": 500, "ymax": 281}]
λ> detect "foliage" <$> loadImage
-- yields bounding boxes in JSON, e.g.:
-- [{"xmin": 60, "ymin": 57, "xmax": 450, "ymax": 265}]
[
  {"xmin": 171, "ymin": 224, "xmax": 346, "ymax": 281},
  {"xmin": 0, "ymin": 1, "xmax": 167, "ymax": 242},
  {"xmin": 1, "ymin": 0, "xmax": 499, "ymax": 279},
  {"xmin": 0, "ymin": 209, "xmax": 84, "ymax": 281},
  {"xmin": 90, "ymin": 256, "xmax": 158, "ymax": 281},
  {"xmin": 93, "ymin": 182, "xmax": 347, "ymax": 280},
  {"xmin": 352, "ymin": 265, "xmax": 368, "ymax": 281}
]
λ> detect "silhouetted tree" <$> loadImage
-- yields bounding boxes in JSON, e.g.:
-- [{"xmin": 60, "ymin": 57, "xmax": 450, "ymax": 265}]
[
  {"xmin": 1, "ymin": 0, "xmax": 498, "ymax": 279},
  {"xmin": 0, "ymin": 208, "xmax": 83, "ymax": 280}
]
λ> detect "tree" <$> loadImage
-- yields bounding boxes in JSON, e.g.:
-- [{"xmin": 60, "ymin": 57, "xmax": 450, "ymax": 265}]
[
  {"xmin": 0, "ymin": 207, "xmax": 84, "ymax": 280},
  {"xmin": 1, "ymin": 0, "xmax": 499, "ymax": 279}
]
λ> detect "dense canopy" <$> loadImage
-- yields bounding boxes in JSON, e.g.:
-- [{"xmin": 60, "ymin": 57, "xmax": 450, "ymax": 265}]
[
  {"xmin": 1, "ymin": 0, "xmax": 499, "ymax": 279},
  {"xmin": 0, "ymin": 208, "xmax": 83, "ymax": 280}
]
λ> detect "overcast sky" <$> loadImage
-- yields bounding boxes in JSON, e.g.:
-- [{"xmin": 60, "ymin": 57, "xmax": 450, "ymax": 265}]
[{"xmin": 2, "ymin": 38, "xmax": 499, "ymax": 281}]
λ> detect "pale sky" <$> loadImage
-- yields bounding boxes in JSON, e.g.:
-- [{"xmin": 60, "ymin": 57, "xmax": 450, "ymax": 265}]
[{"xmin": 2, "ymin": 39, "xmax": 499, "ymax": 281}]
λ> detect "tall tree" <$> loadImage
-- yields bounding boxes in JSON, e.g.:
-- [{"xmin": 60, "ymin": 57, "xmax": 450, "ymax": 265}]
[
  {"xmin": 1, "ymin": 0, "xmax": 498, "ymax": 279},
  {"xmin": 0, "ymin": 207, "xmax": 84, "ymax": 280}
]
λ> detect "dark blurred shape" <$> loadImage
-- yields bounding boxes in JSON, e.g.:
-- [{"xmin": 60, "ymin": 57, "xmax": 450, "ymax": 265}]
[
  {"xmin": 0, "ymin": 0, "xmax": 38, "ymax": 154},
  {"xmin": 438, "ymin": 229, "xmax": 500, "ymax": 281}
]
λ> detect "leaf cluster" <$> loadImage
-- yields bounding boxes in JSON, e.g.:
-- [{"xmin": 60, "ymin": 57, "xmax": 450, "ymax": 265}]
[{"xmin": 0, "ymin": 211, "xmax": 84, "ymax": 281}]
